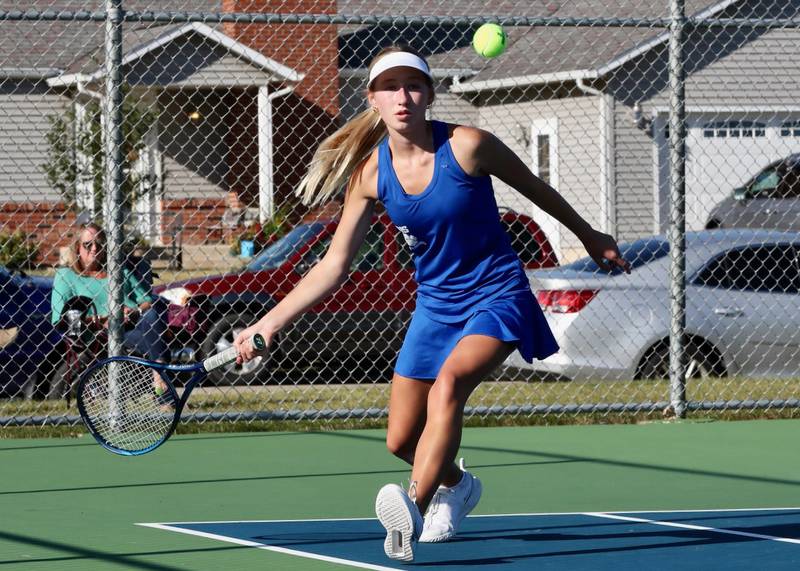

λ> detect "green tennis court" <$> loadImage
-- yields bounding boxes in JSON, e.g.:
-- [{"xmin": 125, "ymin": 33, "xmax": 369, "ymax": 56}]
[{"xmin": 2, "ymin": 419, "xmax": 800, "ymax": 570}]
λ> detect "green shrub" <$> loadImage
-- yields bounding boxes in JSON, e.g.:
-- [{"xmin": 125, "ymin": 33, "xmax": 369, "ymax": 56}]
[
  {"xmin": 0, "ymin": 230, "xmax": 39, "ymax": 269},
  {"xmin": 229, "ymin": 208, "xmax": 291, "ymax": 256}
]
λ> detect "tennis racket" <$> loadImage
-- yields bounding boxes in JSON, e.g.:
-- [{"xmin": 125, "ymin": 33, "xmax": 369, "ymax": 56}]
[{"xmin": 77, "ymin": 334, "xmax": 266, "ymax": 456}]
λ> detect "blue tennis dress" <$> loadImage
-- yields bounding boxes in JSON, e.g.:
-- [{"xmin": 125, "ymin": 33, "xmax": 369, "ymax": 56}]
[{"xmin": 377, "ymin": 120, "xmax": 559, "ymax": 379}]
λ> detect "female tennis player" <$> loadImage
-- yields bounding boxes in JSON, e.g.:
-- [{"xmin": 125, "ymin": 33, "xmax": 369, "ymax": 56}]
[{"xmin": 234, "ymin": 45, "xmax": 629, "ymax": 561}]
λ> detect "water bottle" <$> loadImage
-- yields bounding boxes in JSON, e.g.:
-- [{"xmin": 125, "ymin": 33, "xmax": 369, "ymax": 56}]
[{"xmin": 64, "ymin": 309, "xmax": 83, "ymax": 338}]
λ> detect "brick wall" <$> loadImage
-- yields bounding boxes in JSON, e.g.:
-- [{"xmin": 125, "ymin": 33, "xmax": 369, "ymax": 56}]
[
  {"xmin": 161, "ymin": 198, "xmax": 230, "ymax": 245},
  {"xmin": 0, "ymin": 199, "xmax": 232, "ymax": 267},
  {"xmin": 0, "ymin": 203, "xmax": 79, "ymax": 266}
]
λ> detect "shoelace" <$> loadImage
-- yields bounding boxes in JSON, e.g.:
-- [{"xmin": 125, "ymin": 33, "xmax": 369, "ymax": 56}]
[{"xmin": 425, "ymin": 458, "xmax": 468, "ymax": 518}]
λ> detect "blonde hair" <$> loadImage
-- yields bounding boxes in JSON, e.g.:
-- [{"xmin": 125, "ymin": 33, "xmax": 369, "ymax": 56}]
[{"xmin": 296, "ymin": 45, "xmax": 434, "ymax": 206}]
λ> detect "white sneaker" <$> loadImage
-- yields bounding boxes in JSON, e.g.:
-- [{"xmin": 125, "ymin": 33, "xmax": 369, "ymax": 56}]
[
  {"xmin": 419, "ymin": 459, "xmax": 482, "ymax": 543},
  {"xmin": 375, "ymin": 483, "xmax": 424, "ymax": 562}
]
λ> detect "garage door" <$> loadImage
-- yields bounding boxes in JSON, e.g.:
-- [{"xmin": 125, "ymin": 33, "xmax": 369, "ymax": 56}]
[{"xmin": 656, "ymin": 113, "xmax": 800, "ymax": 232}]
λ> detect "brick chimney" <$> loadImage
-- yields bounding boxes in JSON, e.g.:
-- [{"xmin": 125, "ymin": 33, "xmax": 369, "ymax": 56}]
[{"xmin": 221, "ymin": 0, "xmax": 339, "ymax": 116}]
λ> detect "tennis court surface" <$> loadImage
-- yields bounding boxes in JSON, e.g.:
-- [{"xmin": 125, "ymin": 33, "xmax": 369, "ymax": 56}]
[{"xmin": 3, "ymin": 419, "xmax": 800, "ymax": 570}]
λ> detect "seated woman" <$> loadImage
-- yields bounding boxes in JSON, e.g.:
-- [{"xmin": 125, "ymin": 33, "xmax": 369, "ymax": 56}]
[{"xmin": 50, "ymin": 222, "xmax": 168, "ymax": 364}]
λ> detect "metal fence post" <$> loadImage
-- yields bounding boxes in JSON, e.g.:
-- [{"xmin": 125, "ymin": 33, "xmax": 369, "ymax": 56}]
[
  {"xmin": 104, "ymin": 0, "xmax": 125, "ymax": 357},
  {"xmin": 668, "ymin": 0, "xmax": 688, "ymax": 418}
]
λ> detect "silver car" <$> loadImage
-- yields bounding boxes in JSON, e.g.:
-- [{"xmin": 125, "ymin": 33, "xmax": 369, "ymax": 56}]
[
  {"xmin": 706, "ymin": 154, "xmax": 800, "ymax": 231},
  {"xmin": 505, "ymin": 230, "xmax": 800, "ymax": 381}
]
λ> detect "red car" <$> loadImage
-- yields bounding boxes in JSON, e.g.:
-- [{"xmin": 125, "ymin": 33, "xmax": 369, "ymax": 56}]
[{"xmin": 156, "ymin": 209, "xmax": 557, "ymax": 384}]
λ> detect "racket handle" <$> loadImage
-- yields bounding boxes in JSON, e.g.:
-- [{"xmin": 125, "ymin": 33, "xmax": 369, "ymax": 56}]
[{"xmin": 202, "ymin": 333, "xmax": 266, "ymax": 372}]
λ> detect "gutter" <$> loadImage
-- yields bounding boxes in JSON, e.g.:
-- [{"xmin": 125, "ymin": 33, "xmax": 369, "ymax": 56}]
[
  {"xmin": 341, "ymin": 67, "xmax": 477, "ymax": 83},
  {"xmin": 0, "ymin": 68, "xmax": 62, "ymax": 79},
  {"xmin": 449, "ymin": 69, "xmax": 597, "ymax": 94}
]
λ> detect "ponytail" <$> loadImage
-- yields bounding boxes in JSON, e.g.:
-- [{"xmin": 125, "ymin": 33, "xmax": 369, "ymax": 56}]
[{"xmin": 296, "ymin": 109, "xmax": 387, "ymax": 206}]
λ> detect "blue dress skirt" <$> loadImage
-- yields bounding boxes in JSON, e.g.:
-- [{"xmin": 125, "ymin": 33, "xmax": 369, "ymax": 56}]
[{"xmin": 394, "ymin": 290, "xmax": 559, "ymax": 380}]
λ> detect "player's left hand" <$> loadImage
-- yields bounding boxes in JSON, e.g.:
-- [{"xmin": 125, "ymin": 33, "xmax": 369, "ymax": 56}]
[{"xmin": 581, "ymin": 229, "xmax": 631, "ymax": 274}]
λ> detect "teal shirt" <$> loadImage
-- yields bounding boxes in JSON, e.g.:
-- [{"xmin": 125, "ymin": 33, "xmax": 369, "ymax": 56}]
[{"xmin": 50, "ymin": 267, "xmax": 153, "ymax": 324}]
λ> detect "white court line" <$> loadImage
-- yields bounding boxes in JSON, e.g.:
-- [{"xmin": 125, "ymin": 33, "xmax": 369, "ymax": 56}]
[
  {"xmin": 137, "ymin": 523, "xmax": 400, "ymax": 571},
  {"xmin": 138, "ymin": 508, "xmax": 800, "ymax": 569},
  {"xmin": 474, "ymin": 506, "xmax": 800, "ymax": 518},
  {"xmin": 585, "ymin": 512, "xmax": 800, "ymax": 545}
]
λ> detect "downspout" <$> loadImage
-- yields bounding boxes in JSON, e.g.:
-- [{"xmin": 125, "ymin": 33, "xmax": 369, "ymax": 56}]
[{"xmin": 74, "ymin": 75, "xmax": 103, "ymax": 221}]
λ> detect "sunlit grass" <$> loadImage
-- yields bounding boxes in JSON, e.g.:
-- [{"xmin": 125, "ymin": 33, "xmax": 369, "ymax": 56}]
[{"xmin": 3, "ymin": 375, "xmax": 800, "ymax": 439}]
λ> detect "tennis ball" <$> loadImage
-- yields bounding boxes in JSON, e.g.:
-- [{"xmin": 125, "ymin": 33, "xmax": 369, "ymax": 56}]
[
  {"xmin": 154, "ymin": 384, "xmax": 165, "ymax": 396},
  {"xmin": 473, "ymin": 23, "xmax": 507, "ymax": 58}
]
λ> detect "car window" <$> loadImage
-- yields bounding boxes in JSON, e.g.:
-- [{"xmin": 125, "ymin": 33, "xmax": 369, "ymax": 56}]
[
  {"xmin": 351, "ymin": 222, "xmax": 384, "ymax": 272},
  {"xmin": 395, "ymin": 228, "xmax": 415, "ymax": 270},
  {"xmin": 694, "ymin": 245, "xmax": 800, "ymax": 293},
  {"xmin": 301, "ymin": 235, "xmax": 332, "ymax": 270},
  {"xmin": 776, "ymin": 166, "xmax": 800, "ymax": 198},
  {"xmin": 504, "ymin": 219, "xmax": 543, "ymax": 265},
  {"xmin": 748, "ymin": 168, "xmax": 781, "ymax": 198},
  {"xmin": 563, "ymin": 238, "xmax": 669, "ymax": 275},
  {"xmin": 246, "ymin": 223, "xmax": 325, "ymax": 271}
]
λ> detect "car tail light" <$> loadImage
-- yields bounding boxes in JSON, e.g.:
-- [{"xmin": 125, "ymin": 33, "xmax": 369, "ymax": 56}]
[{"xmin": 536, "ymin": 289, "xmax": 598, "ymax": 313}]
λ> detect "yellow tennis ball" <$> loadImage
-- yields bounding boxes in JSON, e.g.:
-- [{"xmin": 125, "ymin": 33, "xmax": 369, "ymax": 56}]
[
  {"xmin": 473, "ymin": 23, "xmax": 507, "ymax": 58},
  {"xmin": 154, "ymin": 384, "xmax": 165, "ymax": 396}
]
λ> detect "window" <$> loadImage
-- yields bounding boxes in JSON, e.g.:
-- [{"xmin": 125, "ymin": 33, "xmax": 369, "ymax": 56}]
[
  {"xmin": 776, "ymin": 165, "xmax": 800, "ymax": 199},
  {"xmin": 395, "ymin": 229, "xmax": 415, "ymax": 270},
  {"xmin": 536, "ymin": 135, "xmax": 551, "ymax": 185},
  {"xmin": 350, "ymin": 222, "xmax": 384, "ymax": 272},
  {"xmin": 301, "ymin": 235, "xmax": 332, "ymax": 271},
  {"xmin": 247, "ymin": 223, "xmax": 325, "ymax": 271},
  {"xmin": 780, "ymin": 121, "xmax": 800, "ymax": 137},
  {"xmin": 702, "ymin": 121, "xmax": 765, "ymax": 138},
  {"xmin": 694, "ymin": 246, "xmax": 800, "ymax": 294},
  {"xmin": 504, "ymin": 219, "xmax": 543, "ymax": 265},
  {"xmin": 747, "ymin": 167, "xmax": 781, "ymax": 198},
  {"xmin": 563, "ymin": 238, "xmax": 669, "ymax": 275}
]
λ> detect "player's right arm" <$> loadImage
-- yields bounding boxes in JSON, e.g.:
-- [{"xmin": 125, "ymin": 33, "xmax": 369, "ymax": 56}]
[{"xmin": 234, "ymin": 152, "xmax": 380, "ymax": 362}]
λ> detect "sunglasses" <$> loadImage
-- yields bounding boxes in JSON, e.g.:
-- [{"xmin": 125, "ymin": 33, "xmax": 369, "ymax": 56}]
[{"xmin": 81, "ymin": 240, "xmax": 106, "ymax": 251}]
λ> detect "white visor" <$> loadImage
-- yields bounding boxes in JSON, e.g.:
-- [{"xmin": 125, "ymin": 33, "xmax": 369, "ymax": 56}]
[{"xmin": 368, "ymin": 52, "xmax": 432, "ymax": 87}]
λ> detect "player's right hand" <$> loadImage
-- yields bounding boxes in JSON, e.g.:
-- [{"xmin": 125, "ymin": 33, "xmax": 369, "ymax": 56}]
[{"xmin": 233, "ymin": 321, "xmax": 274, "ymax": 364}]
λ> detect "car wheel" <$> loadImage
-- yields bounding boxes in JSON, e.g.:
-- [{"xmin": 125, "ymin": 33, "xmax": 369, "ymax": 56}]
[
  {"xmin": 201, "ymin": 313, "xmax": 269, "ymax": 385},
  {"xmin": 636, "ymin": 340, "xmax": 725, "ymax": 380}
]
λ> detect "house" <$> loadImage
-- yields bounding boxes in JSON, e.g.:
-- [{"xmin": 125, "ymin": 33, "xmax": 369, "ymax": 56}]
[
  {"xmin": 0, "ymin": 0, "xmax": 339, "ymax": 264},
  {"xmin": 1, "ymin": 0, "xmax": 798, "ymax": 265},
  {"xmin": 340, "ymin": 0, "xmax": 800, "ymax": 260}
]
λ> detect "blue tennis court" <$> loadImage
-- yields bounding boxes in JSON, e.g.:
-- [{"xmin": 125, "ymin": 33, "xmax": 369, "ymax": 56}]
[{"xmin": 142, "ymin": 508, "xmax": 800, "ymax": 570}]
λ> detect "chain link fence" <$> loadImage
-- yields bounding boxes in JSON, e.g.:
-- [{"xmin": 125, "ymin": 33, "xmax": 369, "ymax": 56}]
[{"xmin": 1, "ymin": 0, "xmax": 799, "ymax": 427}]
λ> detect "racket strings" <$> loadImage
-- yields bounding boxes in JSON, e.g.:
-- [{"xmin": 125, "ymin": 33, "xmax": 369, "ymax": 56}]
[{"xmin": 81, "ymin": 360, "xmax": 176, "ymax": 452}]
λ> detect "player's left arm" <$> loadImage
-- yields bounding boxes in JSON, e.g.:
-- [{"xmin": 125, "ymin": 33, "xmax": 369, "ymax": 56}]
[{"xmin": 453, "ymin": 126, "xmax": 629, "ymax": 273}]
